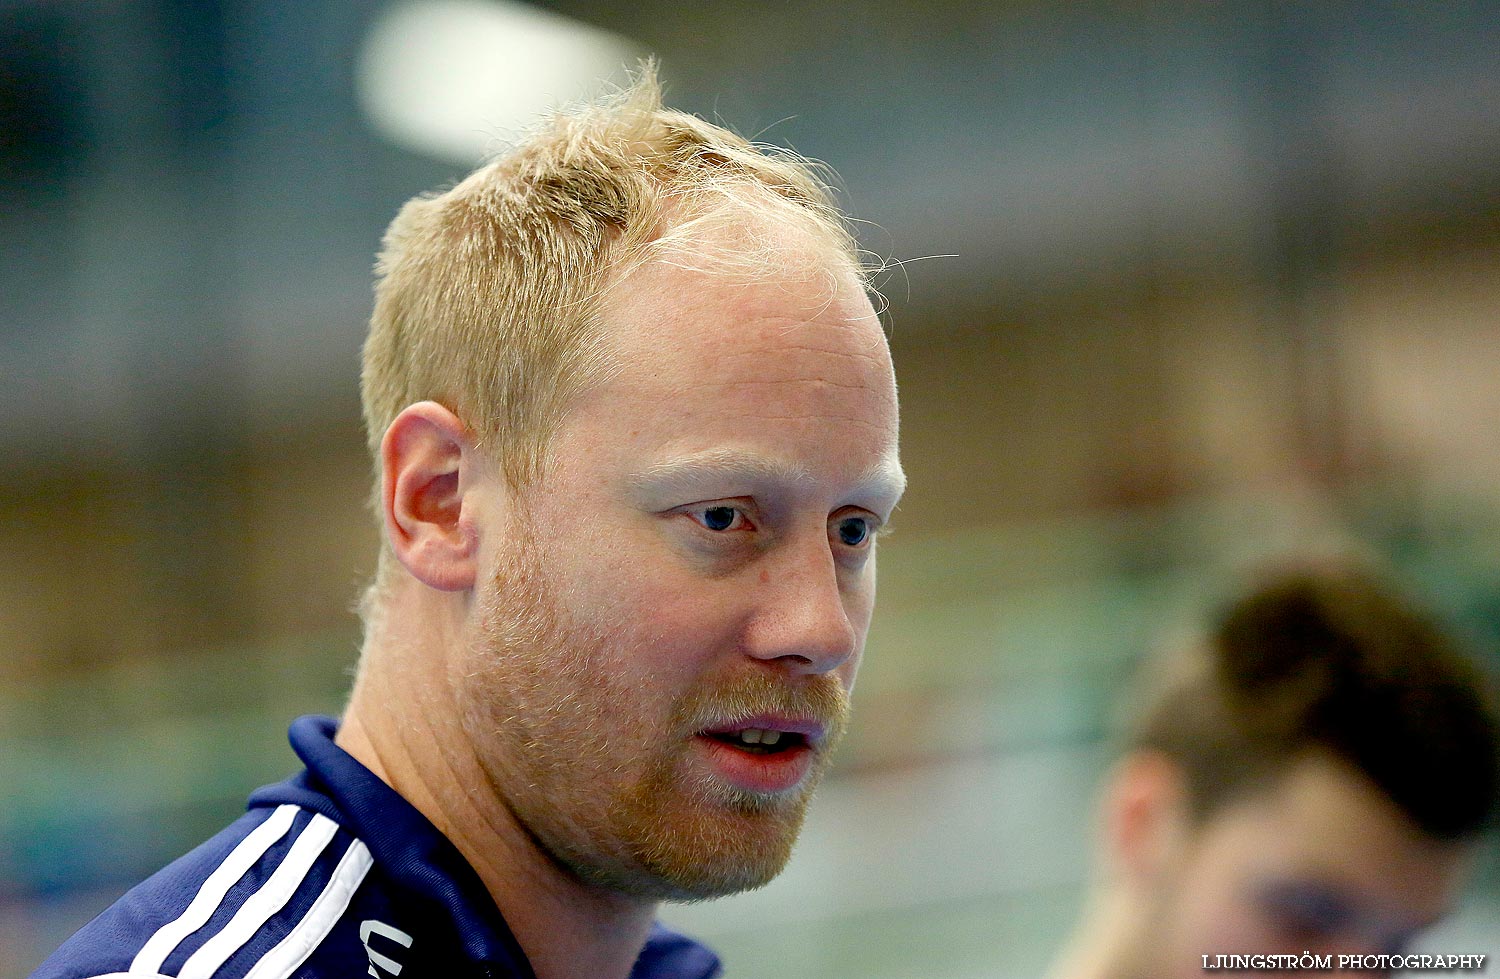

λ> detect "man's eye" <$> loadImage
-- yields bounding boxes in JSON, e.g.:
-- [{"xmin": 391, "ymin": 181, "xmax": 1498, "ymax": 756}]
[
  {"xmin": 1256, "ymin": 883, "xmax": 1352, "ymax": 941},
  {"xmin": 692, "ymin": 505, "xmax": 751, "ymax": 532},
  {"xmin": 835, "ymin": 516, "xmax": 872, "ymax": 547}
]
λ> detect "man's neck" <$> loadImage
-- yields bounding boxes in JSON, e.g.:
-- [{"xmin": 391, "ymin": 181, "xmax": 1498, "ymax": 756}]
[{"xmin": 338, "ymin": 612, "xmax": 657, "ymax": 979}]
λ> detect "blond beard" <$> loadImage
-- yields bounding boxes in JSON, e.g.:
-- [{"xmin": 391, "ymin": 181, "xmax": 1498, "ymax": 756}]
[{"xmin": 457, "ymin": 520, "xmax": 849, "ymax": 901}]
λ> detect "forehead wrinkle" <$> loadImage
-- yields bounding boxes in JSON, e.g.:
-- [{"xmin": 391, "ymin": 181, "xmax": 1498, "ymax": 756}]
[
  {"xmin": 682, "ymin": 410, "xmax": 897, "ymax": 444},
  {"xmin": 681, "ymin": 375, "xmax": 898, "ymax": 406},
  {"xmin": 665, "ymin": 325, "xmax": 886, "ymax": 366},
  {"xmin": 673, "ymin": 342, "xmax": 897, "ymax": 404}
]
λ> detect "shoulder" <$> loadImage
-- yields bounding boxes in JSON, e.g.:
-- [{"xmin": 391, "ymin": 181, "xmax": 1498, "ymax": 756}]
[{"xmin": 30, "ymin": 803, "xmax": 375, "ymax": 979}]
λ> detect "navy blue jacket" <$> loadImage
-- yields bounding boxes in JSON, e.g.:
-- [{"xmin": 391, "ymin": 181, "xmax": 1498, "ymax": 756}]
[{"xmin": 32, "ymin": 715, "xmax": 721, "ymax": 979}]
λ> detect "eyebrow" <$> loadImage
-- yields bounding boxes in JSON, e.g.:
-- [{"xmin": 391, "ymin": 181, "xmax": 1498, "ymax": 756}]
[
  {"xmin": 861, "ymin": 459, "xmax": 908, "ymax": 505},
  {"xmin": 629, "ymin": 450, "xmax": 814, "ymax": 494},
  {"xmin": 629, "ymin": 449, "xmax": 906, "ymax": 506}
]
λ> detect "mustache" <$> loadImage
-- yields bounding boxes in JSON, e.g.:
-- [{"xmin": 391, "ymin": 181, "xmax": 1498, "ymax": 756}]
[{"xmin": 675, "ymin": 671, "xmax": 850, "ymax": 741}]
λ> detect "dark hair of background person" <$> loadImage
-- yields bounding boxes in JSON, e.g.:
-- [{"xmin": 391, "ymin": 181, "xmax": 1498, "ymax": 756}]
[{"xmin": 1130, "ymin": 564, "xmax": 1500, "ymax": 841}]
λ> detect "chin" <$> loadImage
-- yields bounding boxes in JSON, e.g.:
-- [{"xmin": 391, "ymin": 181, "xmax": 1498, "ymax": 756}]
[
  {"xmin": 598, "ymin": 798, "xmax": 808, "ymax": 902},
  {"xmin": 625, "ymin": 849, "xmax": 797, "ymax": 903}
]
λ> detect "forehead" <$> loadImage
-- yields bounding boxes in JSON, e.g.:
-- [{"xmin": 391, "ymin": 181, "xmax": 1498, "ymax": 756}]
[
  {"xmin": 1200, "ymin": 753, "xmax": 1471, "ymax": 920},
  {"xmin": 537, "ymin": 233, "xmax": 902, "ymax": 507},
  {"xmin": 586, "ymin": 227, "xmax": 898, "ymax": 443},
  {"xmin": 601, "ymin": 216, "xmax": 881, "ymax": 345}
]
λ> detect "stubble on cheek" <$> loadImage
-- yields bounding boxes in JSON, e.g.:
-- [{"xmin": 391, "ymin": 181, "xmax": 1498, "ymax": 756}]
[{"xmin": 457, "ymin": 530, "xmax": 626, "ymax": 844}]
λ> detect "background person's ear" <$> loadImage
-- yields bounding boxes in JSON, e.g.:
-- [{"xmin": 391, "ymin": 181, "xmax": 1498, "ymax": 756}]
[
  {"xmin": 1102, "ymin": 750, "xmax": 1192, "ymax": 885},
  {"xmin": 381, "ymin": 401, "xmax": 481, "ymax": 592}
]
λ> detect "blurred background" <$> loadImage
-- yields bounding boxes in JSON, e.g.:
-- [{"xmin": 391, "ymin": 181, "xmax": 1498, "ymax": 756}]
[{"xmin": 3, "ymin": 1, "xmax": 1499, "ymax": 976}]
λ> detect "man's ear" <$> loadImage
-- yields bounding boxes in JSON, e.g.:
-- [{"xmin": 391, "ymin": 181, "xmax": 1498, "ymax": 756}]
[
  {"xmin": 1102, "ymin": 750, "xmax": 1192, "ymax": 885},
  {"xmin": 381, "ymin": 401, "xmax": 482, "ymax": 592}
]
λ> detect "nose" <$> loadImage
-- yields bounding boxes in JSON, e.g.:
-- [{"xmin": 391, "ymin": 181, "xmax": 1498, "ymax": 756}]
[{"xmin": 742, "ymin": 535, "xmax": 861, "ymax": 675}]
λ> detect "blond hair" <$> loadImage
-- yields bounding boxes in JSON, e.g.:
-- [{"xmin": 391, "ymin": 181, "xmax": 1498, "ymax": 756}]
[{"xmin": 361, "ymin": 65, "xmax": 864, "ymax": 494}]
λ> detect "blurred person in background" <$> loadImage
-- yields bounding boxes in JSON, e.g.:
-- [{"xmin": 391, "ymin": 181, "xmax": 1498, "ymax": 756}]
[
  {"xmin": 32, "ymin": 68, "xmax": 904, "ymax": 979},
  {"xmin": 1047, "ymin": 563, "xmax": 1500, "ymax": 979}
]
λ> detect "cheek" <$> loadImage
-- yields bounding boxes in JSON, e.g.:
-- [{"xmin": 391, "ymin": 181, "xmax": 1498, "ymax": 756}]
[
  {"xmin": 1203, "ymin": 907, "xmax": 1272, "ymax": 950},
  {"xmin": 635, "ymin": 586, "xmax": 751, "ymax": 654},
  {"xmin": 1165, "ymin": 849, "xmax": 1272, "ymax": 952},
  {"xmin": 535, "ymin": 526, "xmax": 667, "ymax": 620},
  {"xmin": 847, "ymin": 577, "xmax": 878, "ymax": 635},
  {"xmin": 839, "ymin": 579, "xmax": 877, "ymax": 676},
  {"xmin": 573, "ymin": 566, "xmax": 754, "ymax": 676}
]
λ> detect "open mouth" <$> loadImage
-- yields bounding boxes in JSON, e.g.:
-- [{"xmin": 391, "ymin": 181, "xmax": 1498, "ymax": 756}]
[
  {"xmin": 701, "ymin": 728, "xmax": 810, "ymax": 755},
  {"xmin": 694, "ymin": 719, "xmax": 824, "ymax": 793}
]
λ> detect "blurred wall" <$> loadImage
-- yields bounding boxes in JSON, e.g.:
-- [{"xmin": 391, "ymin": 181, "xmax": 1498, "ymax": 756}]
[{"xmin": 4, "ymin": 2, "xmax": 1499, "ymax": 977}]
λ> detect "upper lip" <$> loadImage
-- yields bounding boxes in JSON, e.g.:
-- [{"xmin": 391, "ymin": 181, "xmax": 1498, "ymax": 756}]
[{"xmin": 699, "ymin": 715, "xmax": 827, "ymax": 747}]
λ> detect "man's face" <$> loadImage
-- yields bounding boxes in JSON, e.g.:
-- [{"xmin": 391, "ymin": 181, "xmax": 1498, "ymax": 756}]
[
  {"xmin": 1145, "ymin": 752, "xmax": 1472, "ymax": 979},
  {"xmin": 458, "ymin": 233, "xmax": 903, "ymax": 901}
]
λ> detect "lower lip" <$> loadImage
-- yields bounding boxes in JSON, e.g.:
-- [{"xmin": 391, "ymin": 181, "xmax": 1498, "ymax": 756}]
[{"xmin": 693, "ymin": 735, "xmax": 816, "ymax": 795}]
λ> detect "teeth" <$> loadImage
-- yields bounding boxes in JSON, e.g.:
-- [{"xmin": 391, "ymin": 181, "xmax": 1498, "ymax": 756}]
[{"xmin": 734, "ymin": 728, "xmax": 785, "ymax": 746}]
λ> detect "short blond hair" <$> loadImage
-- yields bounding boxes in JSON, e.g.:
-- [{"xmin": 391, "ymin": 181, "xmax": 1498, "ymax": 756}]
[{"xmin": 360, "ymin": 66, "xmax": 864, "ymax": 497}]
